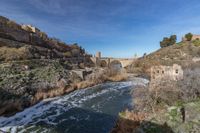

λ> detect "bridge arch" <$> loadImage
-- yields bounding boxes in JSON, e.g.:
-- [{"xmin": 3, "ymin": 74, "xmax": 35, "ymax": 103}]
[
  {"xmin": 110, "ymin": 60, "xmax": 122, "ymax": 69},
  {"xmin": 100, "ymin": 60, "xmax": 108, "ymax": 67}
]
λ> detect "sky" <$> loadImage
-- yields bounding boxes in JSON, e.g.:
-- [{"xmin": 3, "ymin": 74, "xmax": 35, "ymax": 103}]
[{"xmin": 1, "ymin": 0, "xmax": 200, "ymax": 58}]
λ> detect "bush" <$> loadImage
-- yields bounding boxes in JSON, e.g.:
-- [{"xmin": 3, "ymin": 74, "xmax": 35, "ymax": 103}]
[
  {"xmin": 160, "ymin": 35, "xmax": 177, "ymax": 48},
  {"xmin": 132, "ymin": 86, "xmax": 152, "ymax": 112},
  {"xmin": 192, "ymin": 39, "xmax": 200, "ymax": 47},
  {"xmin": 178, "ymin": 68, "xmax": 200, "ymax": 101},
  {"xmin": 149, "ymin": 80, "xmax": 181, "ymax": 106},
  {"xmin": 185, "ymin": 33, "xmax": 193, "ymax": 41}
]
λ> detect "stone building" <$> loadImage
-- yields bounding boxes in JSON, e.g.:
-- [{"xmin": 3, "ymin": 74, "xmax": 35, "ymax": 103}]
[
  {"xmin": 151, "ymin": 64, "xmax": 183, "ymax": 81},
  {"xmin": 21, "ymin": 24, "xmax": 40, "ymax": 34}
]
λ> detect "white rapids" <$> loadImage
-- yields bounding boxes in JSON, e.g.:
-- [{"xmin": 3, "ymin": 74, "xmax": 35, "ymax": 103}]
[{"xmin": 0, "ymin": 77, "xmax": 149, "ymax": 133}]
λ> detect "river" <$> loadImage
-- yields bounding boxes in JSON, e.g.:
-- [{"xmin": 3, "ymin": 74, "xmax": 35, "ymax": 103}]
[{"xmin": 0, "ymin": 78, "xmax": 148, "ymax": 133}]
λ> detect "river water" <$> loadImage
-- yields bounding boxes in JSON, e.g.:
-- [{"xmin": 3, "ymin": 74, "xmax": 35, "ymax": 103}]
[{"xmin": 0, "ymin": 78, "xmax": 148, "ymax": 133}]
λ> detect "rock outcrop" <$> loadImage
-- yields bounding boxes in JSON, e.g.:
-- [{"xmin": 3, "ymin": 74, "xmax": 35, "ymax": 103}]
[{"xmin": 0, "ymin": 16, "xmax": 94, "ymax": 116}]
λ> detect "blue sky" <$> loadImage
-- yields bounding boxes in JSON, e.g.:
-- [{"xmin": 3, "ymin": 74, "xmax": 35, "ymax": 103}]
[{"xmin": 1, "ymin": 0, "xmax": 200, "ymax": 57}]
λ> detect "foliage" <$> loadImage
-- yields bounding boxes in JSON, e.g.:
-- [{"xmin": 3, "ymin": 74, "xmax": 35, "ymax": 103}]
[
  {"xmin": 160, "ymin": 35, "xmax": 177, "ymax": 48},
  {"xmin": 178, "ymin": 67, "xmax": 200, "ymax": 101},
  {"xmin": 192, "ymin": 39, "xmax": 200, "ymax": 47},
  {"xmin": 185, "ymin": 33, "xmax": 193, "ymax": 41}
]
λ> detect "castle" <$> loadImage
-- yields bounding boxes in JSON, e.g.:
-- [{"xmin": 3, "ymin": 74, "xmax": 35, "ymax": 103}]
[{"xmin": 151, "ymin": 64, "xmax": 183, "ymax": 81}]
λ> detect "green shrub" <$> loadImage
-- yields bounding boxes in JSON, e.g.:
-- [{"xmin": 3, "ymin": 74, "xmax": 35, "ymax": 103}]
[
  {"xmin": 160, "ymin": 35, "xmax": 177, "ymax": 48},
  {"xmin": 185, "ymin": 33, "xmax": 193, "ymax": 41},
  {"xmin": 192, "ymin": 39, "xmax": 200, "ymax": 47}
]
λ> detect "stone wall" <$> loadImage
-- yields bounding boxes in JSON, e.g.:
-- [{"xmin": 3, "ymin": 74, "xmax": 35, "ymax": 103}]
[{"xmin": 151, "ymin": 64, "xmax": 183, "ymax": 81}]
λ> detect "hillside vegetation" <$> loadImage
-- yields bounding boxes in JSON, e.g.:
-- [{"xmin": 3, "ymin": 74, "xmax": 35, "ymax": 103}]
[
  {"xmin": 127, "ymin": 40, "xmax": 200, "ymax": 76},
  {"xmin": 114, "ymin": 34, "xmax": 200, "ymax": 133}
]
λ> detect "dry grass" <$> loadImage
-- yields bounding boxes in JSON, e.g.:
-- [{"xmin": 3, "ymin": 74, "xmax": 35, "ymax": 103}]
[
  {"xmin": 120, "ymin": 110, "xmax": 147, "ymax": 121},
  {"xmin": 0, "ymin": 46, "xmax": 29, "ymax": 61},
  {"xmin": 178, "ymin": 67, "xmax": 200, "ymax": 101},
  {"xmin": 74, "ymin": 68, "xmax": 127, "ymax": 90},
  {"xmin": 107, "ymin": 73, "xmax": 127, "ymax": 82},
  {"xmin": 75, "ymin": 81, "xmax": 95, "ymax": 89},
  {"xmin": 0, "ymin": 99, "xmax": 23, "ymax": 116},
  {"xmin": 34, "ymin": 86, "xmax": 74, "ymax": 102}
]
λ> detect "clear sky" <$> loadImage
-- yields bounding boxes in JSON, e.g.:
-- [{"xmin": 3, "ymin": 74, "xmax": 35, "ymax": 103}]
[{"xmin": 1, "ymin": 0, "xmax": 200, "ymax": 58}]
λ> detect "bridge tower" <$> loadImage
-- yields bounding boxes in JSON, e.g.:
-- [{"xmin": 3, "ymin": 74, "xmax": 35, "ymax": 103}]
[{"xmin": 96, "ymin": 52, "xmax": 101, "ymax": 59}]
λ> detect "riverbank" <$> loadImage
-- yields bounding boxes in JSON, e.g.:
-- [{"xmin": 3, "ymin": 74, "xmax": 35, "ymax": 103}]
[
  {"xmin": 0, "ymin": 61, "xmax": 127, "ymax": 117},
  {"xmin": 0, "ymin": 77, "xmax": 148, "ymax": 133},
  {"xmin": 111, "ymin": 99, "xmax": 200, "ymax": 133},
  {"xmin": 111, "ymin": 66, "xmax": 200, "ymax": 133}
]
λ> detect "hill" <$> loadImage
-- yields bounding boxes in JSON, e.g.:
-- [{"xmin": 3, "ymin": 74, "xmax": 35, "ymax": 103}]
[
  {"xmin": 126, "ymin": 40, "xmax": 200, "ymax": 76},
  {"xmin": 0, "ymin": 16, "xmax": 95, "ymax": 116},
  {"xmin": 0, "ymin": 16, "xmax": 93, "ymax": 66}
]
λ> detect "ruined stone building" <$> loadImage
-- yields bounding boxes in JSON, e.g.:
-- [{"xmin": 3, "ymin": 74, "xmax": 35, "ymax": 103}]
[{"xmin": 151, "ymin": 64, "xmax": 183, "ymax": 81}]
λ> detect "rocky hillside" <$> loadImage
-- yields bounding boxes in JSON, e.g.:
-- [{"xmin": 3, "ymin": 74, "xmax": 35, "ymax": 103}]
[
  {"xmin": 0, "ymin": 16, "xmax": 95, "ymax": 116},
  {"xmin": 114, "ymin": 39, "xmax": 200, "ymax": 133},
  {"xmin": 126, "ymin": 40, "xmax": 200, "ymax": 76},
  {"xmin": 0, "ymin": 16, "xmax": 93, "ymax": 64}
]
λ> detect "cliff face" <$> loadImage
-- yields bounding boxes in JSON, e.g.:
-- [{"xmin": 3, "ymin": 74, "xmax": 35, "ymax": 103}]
[
  {"xmin": 0, "ymin": 16, "xmax": 94, "ymax": 116},
  {"xmin": 0, "ymin": 16, "xmax": 91, "ymax": 61}
]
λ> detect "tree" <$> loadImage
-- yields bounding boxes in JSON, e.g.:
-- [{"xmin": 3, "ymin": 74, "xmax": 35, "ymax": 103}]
[
  {"xmin": 160, "ymin": 35, "xmax": 177, "ymax": 48},
  {"xmin": 170, "ymin": 35, "xmax": 177, "ymax": 44},
  {"xmin": 185, "ymin": 33, "xmax": 193, "ymax": 41}
]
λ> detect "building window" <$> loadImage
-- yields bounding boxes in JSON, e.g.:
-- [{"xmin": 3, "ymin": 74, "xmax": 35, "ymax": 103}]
[
  {"xmin": 157, "ymin": 70, "xmax": 159, "ymax": 73},
  {"xmin": 162, "ymin": 71, "xmax": 164, "ymax": 74},
  {"xmin": 176, "ymin": 69, "xmax": 178, "ymax": 74}
]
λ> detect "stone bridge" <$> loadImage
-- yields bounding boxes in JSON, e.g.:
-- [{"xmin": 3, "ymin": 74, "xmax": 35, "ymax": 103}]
[{"xmin": 90, "ymin": 57, "xmax": 134, "ymax": 68}]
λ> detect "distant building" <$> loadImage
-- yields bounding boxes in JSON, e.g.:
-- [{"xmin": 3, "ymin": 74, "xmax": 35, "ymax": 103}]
[
  {"xmin": 151, "ymin": 64, "xmax": 183, "ymax": 81},
  {"xmin": 21, "ymin": 24, "xmax": 40, "ymax": 34},
  {"xmin": 96, "ymin": 52, "xmax": 101, "ymax": 58},
  {"xmin": 182, "ymin": 34, "xmax": 200, "ymax": 41}
]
